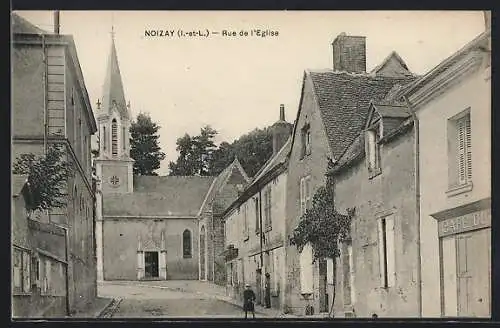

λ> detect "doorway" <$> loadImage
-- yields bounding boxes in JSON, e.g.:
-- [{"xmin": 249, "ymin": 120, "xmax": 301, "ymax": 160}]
[
  {"xmin": 319, "ymin": 258, "xmax": 328, "ymax": 312},
  {"xmin": 256, "ymin": 268, "xmax": 262, "ymax": 305},
  {"xmin": 145, "ymin": 251, "xmax": 159, "ymax": 278}
]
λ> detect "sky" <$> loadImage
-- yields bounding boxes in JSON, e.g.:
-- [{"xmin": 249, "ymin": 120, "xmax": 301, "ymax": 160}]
[{"xmin": 14, "ymin": 10, "xmax": 486, "ymax": 175}]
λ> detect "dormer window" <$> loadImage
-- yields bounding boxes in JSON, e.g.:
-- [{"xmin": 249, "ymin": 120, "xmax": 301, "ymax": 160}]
[
  {"xmin": 301, "ymin": 123, "xmax": 312, "ymax": 159},
  {"xmin": 366, "ymin": 122, "xmax": 381, "ymax": 177}
]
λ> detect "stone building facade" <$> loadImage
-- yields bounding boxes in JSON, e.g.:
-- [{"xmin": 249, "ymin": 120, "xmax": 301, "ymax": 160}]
[
  {"xmin": 403, "ymin": 29, "xmax": 491, "ymax": 318},
  {"xmin": 283, "ymin": 33, "xmax": 415, "ymax": 316},
  {"xmin": 329, "ymin": 100, "xmax": 420, "ymax": 317},
  {"xmin": 11, "ymin": 13, "xmax": 98, "ymax": 317},
  {"xmin": 223, "ymin": 105, "xmax": 292, "ymax": 311}
]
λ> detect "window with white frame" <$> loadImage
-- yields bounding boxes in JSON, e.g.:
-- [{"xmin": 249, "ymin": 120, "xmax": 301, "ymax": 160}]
[
  {"xmin": 299, "ymin": 243, "xmax": 314, "ymax": 294},
  {"xmin": 243, "ymin": 203, "xmax": 249, "ymax": 241},
  {"xmin": 448, "ymin": 110, "xmax": 472, "ymax": 188},
  {"xmin": 264, "ymin": 186, "xmax": 272, "ymax": 230},
  {"xmin": 366, "ymin": 123, "xmax": 381, "ymax": 174},
  {"xmin": 300, "ymin": 176, "xmax": 312, "ymax": 216},
  {"xmin": 378, "ymin": 215, "xmax": 396, "ymax": 288},
  {"xmin": 42, "ymin": 258, "xmax": 52, "ymax": 294},
  {"xmin": 13, "ymin": 247, "xmax": 31, "ymax": 294}
]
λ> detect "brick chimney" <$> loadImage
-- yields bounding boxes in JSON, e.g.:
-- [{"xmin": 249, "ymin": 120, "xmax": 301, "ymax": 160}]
[
  {"xmin": 332, "ymin": 32, "xmax": 366, "ymax": 73},
  {"xmin": 272, "ymin": 104, "xmax": 292, "ymax": 156}
]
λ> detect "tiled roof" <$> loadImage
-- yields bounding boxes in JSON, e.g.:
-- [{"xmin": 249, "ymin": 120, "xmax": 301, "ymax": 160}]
[
  {"xmin": 308, "ymin": 70, "xmax": 416, "ymax": 159},
  {"xmin": 199, "ymin": 158, "xmax": 250, "ymax": 215},
  {"xmin": 331, "ymin": 133, "xmax": 365, "ymax": 173},
  {"xmin": 373, "ymin": 103, "xmax": 411, "ymax": 118},
  {"xmin": 11, "ymin": 12, "xmax": 50, "ymax": 35},
  {"xmin": 12, "ymin": 174, "xmax": 28, "ymax": 197},
  {"xmin": 103, "ymin": 176, "xmax": 215, "ymax": 217}
]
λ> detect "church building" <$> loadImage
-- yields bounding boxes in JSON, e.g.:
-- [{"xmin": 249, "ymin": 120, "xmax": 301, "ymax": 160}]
[{"xmin": 94, "ymin": 34, "xmax": 249, "ymax": 281}]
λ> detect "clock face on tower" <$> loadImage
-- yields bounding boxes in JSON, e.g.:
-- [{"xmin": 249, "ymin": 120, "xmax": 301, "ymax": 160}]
[{"xmin": 109, "ymin": 175, "xmax": 121, "ymax": 188}]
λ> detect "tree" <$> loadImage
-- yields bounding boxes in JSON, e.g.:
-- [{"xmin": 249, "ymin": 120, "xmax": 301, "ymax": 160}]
[
  {"xmin": 12, "ymin": 144, "xmax": 73, "ymax": 215},
  {"xmin": 168, "ymin": 125, "xmax": 217, "ymax": 176},
  {"xmin": 289, "ymin": 159, "xmax": 355, "ymax": 317},
  {"xmin": 208, "ymin": 127, "xmax": 273, "ymax": 177},
  {"xmin": 130, "ymin": 113, "xmax": 166, "ymax": 176}
]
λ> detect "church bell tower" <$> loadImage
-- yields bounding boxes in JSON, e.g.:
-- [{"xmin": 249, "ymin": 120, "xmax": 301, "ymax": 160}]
[
  {"xmin": 94, "ymin": 30, "xmax": 134, "ymax": 195},
  {"xmin": 94, "ymin": 29, "xmax": 134, "ymax": 281}
]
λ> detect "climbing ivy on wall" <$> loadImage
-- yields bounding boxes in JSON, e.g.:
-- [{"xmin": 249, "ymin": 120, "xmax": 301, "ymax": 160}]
[
  {"xmin": 12, "ymin": 143, "xmax": 73, "ymax": 214},
  {"xmin": 289, "ymin": 159, "xmax": 355, "ymax": 261}
]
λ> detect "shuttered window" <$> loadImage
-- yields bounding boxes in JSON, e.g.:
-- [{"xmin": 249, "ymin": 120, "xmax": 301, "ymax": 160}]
[
  {"xmin": 243, "ymin": 203, "xmax": 249, "ymax": 240},
  {"xmin": 264, "ymin": 186, "xmax": 272, "ymax": 230},
  {"xmin": 457, "ymin": 114, "xmax": 472, "ymax": 185},
  {"xmin": 300, "ymin": 243, "xmax": 314, "ymax": 294},
  {"xmin": 123, "ymin": 126, "xmax": 127, "ymax": 151},
  {"xmin": 378, "ymin": 215, "xmax": 396, "ymax": 288},
  {"xmin": 13, "ymin": 248, "xmax": 32, "ymax": 294}
]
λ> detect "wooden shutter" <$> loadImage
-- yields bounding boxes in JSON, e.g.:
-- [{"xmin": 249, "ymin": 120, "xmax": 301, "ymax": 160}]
[
  {"xmin": 300, "ymin": 178, "xmax": 305, "ymax": 215},
  {"xmin": 327, "ymin": 258, "xmax": 334, "ymax": 285},
  {"xmin": 343, "ymin": 246, "xmax": 352, "ymax": 305},
  {"xmin": 465, "ymin": 115, "xmax": 472, "ymax": 181},
  {"xmin": 22, "ymin": 252, "xmax": 31, "ymax": 293},
  {"xmin": 385, "ymin": 216, "xmax": 396, "ymax": 287},
  {"xmin": 300, "ymin": 243, "xmax": 313, "ymax": 294},
  {"xmin": 457, "ymin": 116, "xmax": 467, "ymax": 184},
  {"xmin": 377, "ymin": 219, "xmax": 386, "ymax": 287},
  {"xmin": 348, "ymin": 245, "xmax": 355, "ymax": 303},
  {"xmin": 305, "ymin": 177, "xmax": 311, "ymax": 210},
  {"xmin": 46, "ymin": 260, "xmax": 52, "ymax": 293}
]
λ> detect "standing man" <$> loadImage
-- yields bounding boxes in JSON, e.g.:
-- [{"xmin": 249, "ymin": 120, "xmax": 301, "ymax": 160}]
[
  {"xmin": 264, "ymin": 273, "xmax": 271, "ymax": 308},
  {"xmin": 243, "ymin": 283, "xmax": 256, "ymax": 319}
]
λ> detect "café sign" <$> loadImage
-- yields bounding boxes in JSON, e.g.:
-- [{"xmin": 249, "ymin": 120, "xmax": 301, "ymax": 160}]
[{"xmin": 438, "ymin": 208, "xmax": 491, "ymax": 237}]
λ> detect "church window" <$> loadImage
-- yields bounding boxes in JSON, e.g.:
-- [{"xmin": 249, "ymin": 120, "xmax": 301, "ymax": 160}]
[
  {"xmin": 183, "ymin": 229, "xmax": 192, "ymax": 258},
  {"xmin": 112, "ymin": 119, "xmax": 118, "ymax": 157},
  {"xmin": 103, "ymin": 126, "xmax": 107, "ymax": 152},
  {"xmin": 122, "ymin": 126, "xmax": 126, "ymax": 151}
]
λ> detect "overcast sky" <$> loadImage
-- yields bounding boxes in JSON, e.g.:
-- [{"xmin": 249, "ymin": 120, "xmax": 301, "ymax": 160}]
[{"xmin": 14, "ymin": 10, "xmax": 485, "ymax": 175}]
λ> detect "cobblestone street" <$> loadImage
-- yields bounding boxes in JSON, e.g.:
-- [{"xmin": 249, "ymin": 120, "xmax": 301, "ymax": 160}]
[{"xmin": 98, "ymin": 281, "xmax": 261, "ymax": 318}]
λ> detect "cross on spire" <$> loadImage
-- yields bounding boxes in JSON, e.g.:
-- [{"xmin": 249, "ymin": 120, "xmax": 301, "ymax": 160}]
[
  {"xmin": 110, "ymin": 13, "xmax": 115, "ymax": 39},
  {"xmin": 96, "ymin": 99, "xmax": 101, "ymax": 109}
]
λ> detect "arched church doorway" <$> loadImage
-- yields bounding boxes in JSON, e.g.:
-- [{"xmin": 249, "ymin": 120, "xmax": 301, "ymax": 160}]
[{"xmin": 200, "ymin": 225, "xmax": 206, "ymax": 280}]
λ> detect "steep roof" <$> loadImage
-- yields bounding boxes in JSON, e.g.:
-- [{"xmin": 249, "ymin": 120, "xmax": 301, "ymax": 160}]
[
  {"xmin": 103, "ymin": 176, "xmax": 215, "ymax": 217},
  {"xmin": 99, "ymin": 37, "xmax": 130, "ymax": 119},
  {"xmin": 370, "ymin": 51, "xmax": 415, "ymax": 78},
  {"xmin": 307, "ymin": 70, "xmax": 416, "ymax": 159},
  {"xmin": 198, "ymin": 157, "xmax": 250, "ymax": 216},
  {"xmin": 252, "ymin": 136, "xmax": 291, "ymax": 183},
  {"xmin": 11, "ymin": 12, "xmax": 49, "ymax": 35}
]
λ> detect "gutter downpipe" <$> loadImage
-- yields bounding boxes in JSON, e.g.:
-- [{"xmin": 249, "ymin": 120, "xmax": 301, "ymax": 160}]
[
  {"xmin": 403, "ymin": 95, "xmax": 422, "ymax": 318},
  {"xmin": 42, "ymin": 34, "xmax": 48, "ymax": 155}
]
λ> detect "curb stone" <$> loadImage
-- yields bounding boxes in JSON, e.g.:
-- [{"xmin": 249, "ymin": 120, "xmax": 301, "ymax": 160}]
[{"xmin": 98, "ymin": 297, "xmax": 123, "ymax": 318}]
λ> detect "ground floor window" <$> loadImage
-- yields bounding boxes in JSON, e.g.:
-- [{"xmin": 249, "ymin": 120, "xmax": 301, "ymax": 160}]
[{"xmin": 12, "ymin": 247, "xmax": 31, "ymax": 294}]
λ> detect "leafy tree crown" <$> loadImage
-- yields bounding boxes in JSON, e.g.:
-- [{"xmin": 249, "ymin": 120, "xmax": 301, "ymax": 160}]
[{"xmin": 12, "ymin": 144, "xmax": 73, "ymax": 212}]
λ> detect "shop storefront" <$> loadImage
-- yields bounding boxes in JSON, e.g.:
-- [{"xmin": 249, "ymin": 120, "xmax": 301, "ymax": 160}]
[{"xmin": 433, "ymin": 198, "xmax": 491, "ymax": 318}]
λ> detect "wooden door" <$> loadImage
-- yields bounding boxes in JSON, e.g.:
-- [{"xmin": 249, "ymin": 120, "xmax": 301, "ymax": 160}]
[{"xmin": 457, "ymin": 228, "xmax": 490, "ymax": 317}]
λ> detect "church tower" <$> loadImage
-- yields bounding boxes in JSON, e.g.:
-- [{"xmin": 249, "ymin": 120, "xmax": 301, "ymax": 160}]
[
  {"xmin": 94, "ymin": 31, "xmax": 134, "ymax": 281},
  {"xmin": 94, "ymin": 31, "xmax": 134, "ymax": 195}
]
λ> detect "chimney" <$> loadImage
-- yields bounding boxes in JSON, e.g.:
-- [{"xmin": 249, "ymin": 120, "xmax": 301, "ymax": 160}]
[
  {"xmin": 332, "ymin": 32, "xmax": 366, "ymax": 73},
  {"xmin": 272, "ymin": 104, "xmax": 292, "ymax": 156},
  {"xmin": 53, "ymin": 11, "xmax": 60, "ymax": 34}
]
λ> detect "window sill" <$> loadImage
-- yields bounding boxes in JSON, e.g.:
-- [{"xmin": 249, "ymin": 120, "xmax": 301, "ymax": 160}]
[
  {"xmin": 13, "ymin": 292, "xmax": 32, "ymax": 296},
  {"xmin": 446, "ymin": 182, "xmax": 473, "ymax": 197},
  {"xmin": 183, "ymin": 255, "xmax": 192, "ymax": 259},
  {"xmin": 368, "ymin": 167, "xmax": 382, "ymax": 179}
]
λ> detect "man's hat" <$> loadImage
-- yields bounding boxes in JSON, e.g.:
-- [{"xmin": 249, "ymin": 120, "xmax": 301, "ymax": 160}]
[{"xmin": 245, "ymin": 284, "xmax": 251, "ymax": 287}]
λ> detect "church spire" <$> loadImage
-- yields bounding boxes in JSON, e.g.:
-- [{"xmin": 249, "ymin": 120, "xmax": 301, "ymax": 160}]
[{"xmin": 100, "ymin": 30, "xmax": 129, "ymax": 119}]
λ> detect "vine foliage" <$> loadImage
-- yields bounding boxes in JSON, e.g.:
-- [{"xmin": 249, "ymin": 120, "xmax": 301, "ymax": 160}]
[
  {"xmin": 290, "ymin": 184, "xmax": 354, "ymax": 261},
  {"xmin": 12, "ymin": 144, "xmax": 72, "ymax": 213}
]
